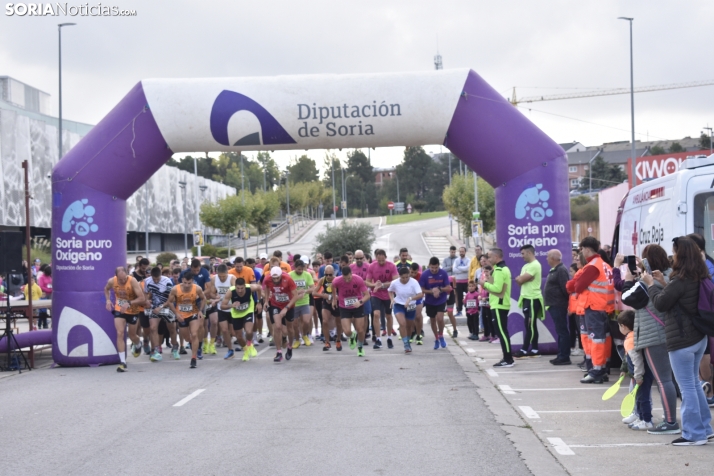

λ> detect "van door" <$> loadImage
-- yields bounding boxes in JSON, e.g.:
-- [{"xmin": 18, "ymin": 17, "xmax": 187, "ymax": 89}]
[{"xmin": 688, "ymin": 174, "xmax": 714, "ymax": 255}]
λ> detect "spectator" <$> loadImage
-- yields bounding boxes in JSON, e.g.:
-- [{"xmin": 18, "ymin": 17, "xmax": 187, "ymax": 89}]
[
  {"xmin": 545, "ymin": 249, "xmax": 571, "ymax": 365},
  {"xmin": 644, "ymin": 236, "xmax": 713, "ymax": 446},
  {"xmin": 567, "ymin": 237, "xmax": 614, "ymax": 384},
  {"xmin": 468, "ymin": 245, "xmax": 483, "ymax": 282},
  {"xmin": 453, "ymin": 247, "xmax": 471, "ymax": 316},
  {"xmin": 620, "ymin": 243, "xmax": 680, "ymax": 435},
  {"xmin": 37, "ymin": 265, "xmax": 53, "ymax": 329},
  {"xmin": 442, "ymin": 246, "xmax": 457, "ymax": 278}
]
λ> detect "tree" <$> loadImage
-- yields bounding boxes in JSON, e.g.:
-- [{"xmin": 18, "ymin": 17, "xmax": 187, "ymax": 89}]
[
  {"xmin": 288, "ymin": 155, "xmax": 319, "ymax": 184},
  {"xmin": 199, "ymin": 194, "xmax": 250, "ymax": 236},
  {"xmin": 668, "ymin": 142, "xmax": 685, "ymax": 153},
  {"xmin": 167, "ymin": 155, "xmax": 220, "ymax": 180},
  {"xmin": 255, "ymin": 152, "xmax": 281, "ymax": 190},
  {"xmin": 247, "ymin": 190, "xmax": 280, "ymax": 255},
  {"xmin": 396, "ymin": 146, "xmax": 432, "ymax": 200},
  {"xmin": 322, "ymin": 153, "xmax": 343, "ymax": 186},
  {"xmin": 578, "ymin": 156, "xmax": 627, "ymax": 191},
  {"xmin": 412, "ymin": 200, "xmax": 427, "ymax": 214},
  {"xmin": 442, "ymin": 174, "xmax": 495, "ymax": 237},
  {"xmin": 347, "ymin": 149, "xmax": 373, "ymax": 185},
  {"xmin": 570, "ymin": 195, "xmax": 599, "ymax": 221},
  {"xmin": 649, "ymin": 145, "xmax": 666, "ymax": 156},
  {"xmin": 699, "ymin": 133, "xmax": 712, "ymax": 151},
  {"xmin": 314, "ymin": 221, "xmax": 376, "ymax": 257}
]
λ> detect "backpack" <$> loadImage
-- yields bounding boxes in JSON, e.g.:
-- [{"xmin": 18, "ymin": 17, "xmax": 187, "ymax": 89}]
[{"xmin": 695, "ymin": 278, "xmax": 714, "ymax": 336}]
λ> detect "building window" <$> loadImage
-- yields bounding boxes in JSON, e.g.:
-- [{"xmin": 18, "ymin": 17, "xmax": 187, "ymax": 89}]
[
  {"xmin": 570, "ymin": 179, "xmax": 579, "ymax": 188},
  {"xmin": 568, "ymin": 166, "xmax": 577, "ymax": 173}
]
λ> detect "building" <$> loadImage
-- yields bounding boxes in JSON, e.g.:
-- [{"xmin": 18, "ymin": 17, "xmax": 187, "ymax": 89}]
[
  {"xmin": 566, "ymin": 137, "xmax": 703, "ymax": 190},
  {"xmin": 374, "ymin": 167, "xmax": 396, "ymax": 186},
  {"xmin": 0, "ymin": 75, "xmax": 234, "ymax": 253}
]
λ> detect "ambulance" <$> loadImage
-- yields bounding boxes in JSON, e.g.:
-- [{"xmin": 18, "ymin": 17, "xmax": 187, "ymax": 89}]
[{"xmin": 612, "ymin": 154, "xmax": 714, "ymax": 257}]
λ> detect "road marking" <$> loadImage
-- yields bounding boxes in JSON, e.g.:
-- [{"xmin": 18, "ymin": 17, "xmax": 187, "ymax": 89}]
[
  {"xmin": 486, "ymin": 368, "xmax": 499, "ymax": 377},
  {"xmin": 508, "ymin": 387, "xmax": 625, "ymax": 391},
  {"xmin": 458, "ymin": 340, "xmax": 470, "ymax": 346},
  {"xmin": 568, "ymin": 443, "xmax": 667, "ymax": 448},
  {"xmin": 547, "ymin": 438, "xmax": 575, "ymax": 456},
  {"xmin": 496, "ymin": 369, "xmax": 583, "ymax": 374},
  {"xmin": 518, "ymin": 406, "xmax": 540, "ymax": 419},
  {"xmin": 465, "ymin": 348, "xmax": 476, "ymax": 354},
  {"xmin": 173, "ymin": 389, "xmax": 205, "ymax": 407},
  {"xmin": 499, "ymin": 384, "xmax": 515, "ymax": 395},
  {"xmin": 378, "ymin": 216, "xmax": 383, "ymax": 229},
  {"xmin": 538, "ymin": 407, "xmax": 662, "ymax": 414}
]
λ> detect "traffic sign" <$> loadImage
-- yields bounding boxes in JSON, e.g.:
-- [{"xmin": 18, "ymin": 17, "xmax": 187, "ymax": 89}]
[
  {"xmin": 334, "ymin": 205, "xmax": 339, "ymax": 212},
  {"xmin": 341, "ymin": 201, "xmax": 347, "ymax": 210},
  {"xmin": 394, "ymin": 202, "xmax": 405, "ymax": 212},
  {"xmin": 407, "ymin": 203, "xmax": 412, "ymax": 213},
  {"xmin": 387, "ymin": 201, "xmax": 395, "ymax": 210},
  {"xmin": 192, "ymin": 230, "xmax": 204, "ymax": 246}
]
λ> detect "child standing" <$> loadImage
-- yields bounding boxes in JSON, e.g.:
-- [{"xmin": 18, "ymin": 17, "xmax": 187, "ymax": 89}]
[
  {"xmin": 618, "ymin": 310, "xmax": 653, "ymax": 430},
  {"xmin": 465, "ymin": 281, "xmax": 480, "ymax": 340}
]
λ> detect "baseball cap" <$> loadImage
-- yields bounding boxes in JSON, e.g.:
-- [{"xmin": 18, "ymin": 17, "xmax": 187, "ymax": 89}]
[
  {"xmin": 259, "ymin": 252, "xmax": 268, "ymax": 259},
  {"xmin": 270, "ymin": 266, "xmax": 282, "ymax": 277}
]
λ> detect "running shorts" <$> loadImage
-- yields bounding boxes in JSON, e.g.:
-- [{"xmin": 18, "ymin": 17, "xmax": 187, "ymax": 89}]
[
  {"xmin": 425, "ymin": 303, "xmax": 446, "ymax": 319},
  {"xmin": 217, "ymin": 309, "xmax": 232, "ymax": 323},
  {"xmin": 232, "ymin": 313, "xmax": 255, "ymax": 331},
  {"xmin": 139, "ymin": 312, "xmax": 150, "ymax": 328},
  {"xmin": 294, "ymin": 304, "xmax": 311, "ymax": 317},
  {"xmin": 178, "ymin": 314, "xmax": 199, "ymax": 328},
  {"xmin": 339, "ymin": 306, "xmax": 365, "ymax": 319},
  {"xmin": 113, "ymin": 311, "xmax": 139, "ymax": 325},
  {"xmin": 393, "ymin": 303, "xmax": 417, "ymax": 321},
  {"xmin": 370, "ymin": 297, "xmax": 392, "ymax": 316},
  {"xmin": 268, "ymin": 305, "xmax": 296, "ymax": 325}
]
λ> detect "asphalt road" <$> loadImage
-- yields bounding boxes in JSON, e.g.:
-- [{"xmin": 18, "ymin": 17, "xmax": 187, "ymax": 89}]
[{"xmin": 0, "ymin": 217, "xmax": 543, "ymax": 476}]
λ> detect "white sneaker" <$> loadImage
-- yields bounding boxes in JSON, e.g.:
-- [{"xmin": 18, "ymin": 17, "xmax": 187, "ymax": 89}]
[
  {"xmin": 622, "ymin": 412, "xmax": 638, "ymax": 424},
  {"xmin": 308, "ymin": 335, "xmax": 314, "ymax": 345},
  {"xmin": 630, "ymin": 420, "xmax": 654, "ymax": 430},
  {"xmin": 570, "ymin": 348, "xmax": 583, "ymax": 356}
]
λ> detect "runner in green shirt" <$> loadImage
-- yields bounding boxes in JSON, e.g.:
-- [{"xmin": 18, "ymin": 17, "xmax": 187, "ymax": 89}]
[
  {"xmin": 514, "ymin": 244, "xmax": 544, "ymax": 358},
  {"xmin": 289, "ymin": 259, "xmax": 316, "ymax": 348}
]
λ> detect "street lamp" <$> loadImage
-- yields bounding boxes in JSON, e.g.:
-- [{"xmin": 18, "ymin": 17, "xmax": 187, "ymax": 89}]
[
  {"xmin": 330, "ymin": 155, "xmax": 337, "ymax": 226},
  {"xmin": 703, "ymin": 126, "xmax": 713, "ymax": 156},
  {"xmin": 341, "ymin": 164, "xmax": 346, "ymax": 220},
  {"xmin": 618, "ymin": 16, "xmax": 637, "ymax": 188},
  {"xmin": 178, "ymin": 181, "xmax": 188, "ymax": 257},
  {"xmin": 240, "ymin": 154, "xmax": 247, "ymax": 258},
  {"xmin": 284, "ymin": 170, "xmax": 292, "ymax": 242},
  {"xmin": 199, "ymin": 184, "xmax": 207, "ymax": 255},
  {"xmin": 58, "ymin": 22, "xmax": 76, "ymax": 159},
  {"xmin": 588, "ymin": 148, "xmax": 603, "ymax": 194}
]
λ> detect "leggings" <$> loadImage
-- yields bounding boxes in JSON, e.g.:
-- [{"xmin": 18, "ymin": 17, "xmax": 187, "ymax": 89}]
[
  {"xmin": 643, "ymin": 343, "xmax": 678, "ymax": 424},
  {"xmin": 481, "ymin": 307, "xmax": 494, "ymax": 338},
  {"xmin": 466, "ymin": 311, "xmax": 479, "ymax": 336},
  {"xmin": 492, "ymin": 308, "xmax": 512, "ymax": 362},
  {"xmin": 455, "ymin": 282, "xmax": 468, "ymax": 313}
]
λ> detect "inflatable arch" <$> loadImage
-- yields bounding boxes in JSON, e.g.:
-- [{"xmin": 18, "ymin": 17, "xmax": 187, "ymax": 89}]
[{"xmin": 51, "ymin": 69, "xmax": 570, "ymax": 366}]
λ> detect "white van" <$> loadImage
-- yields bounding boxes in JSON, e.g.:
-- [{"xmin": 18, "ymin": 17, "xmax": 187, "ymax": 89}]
[{"xmin": 612, "ymin": 154, "xmax": 714, "ymax": 257}]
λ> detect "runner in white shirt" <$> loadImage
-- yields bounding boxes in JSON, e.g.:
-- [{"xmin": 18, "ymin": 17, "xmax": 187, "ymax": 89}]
[
  {"xmin": 388, "ymin": 267, "xmax": 424, "ymax": 354},
  {"xmin": 207, "ymin": 264, "xmax": 236, "ymax": 353},
  {"xmin": 143, "ymin": 267, "xmax": 176, "ymax": 361}
]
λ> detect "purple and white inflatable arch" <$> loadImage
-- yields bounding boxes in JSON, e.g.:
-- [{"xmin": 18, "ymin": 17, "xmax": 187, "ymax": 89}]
[{"xmin": 51, "ymin": 69, "xmax": 570, "ymax": 366}]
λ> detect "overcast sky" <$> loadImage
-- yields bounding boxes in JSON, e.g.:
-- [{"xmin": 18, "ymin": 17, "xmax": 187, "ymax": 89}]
[{"xmin": 2, "ymin": 0, "xmax": 713, "ymax": 172}]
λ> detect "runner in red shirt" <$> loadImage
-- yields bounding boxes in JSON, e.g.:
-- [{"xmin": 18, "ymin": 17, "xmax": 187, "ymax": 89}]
[
  {"xmin": 350, "ymin": 249, "xmax": 372, "ymax": 344},
  {"xmin": 332, "ymin": 266, "xmax": 371, "ymax": 356},
  {"xmin": 365, "ymin": 249, "xmax": 398, "ymax": 350},
  {"xmin": 263, "ymin": 266, "xmax": 300, "ymax": 362}
]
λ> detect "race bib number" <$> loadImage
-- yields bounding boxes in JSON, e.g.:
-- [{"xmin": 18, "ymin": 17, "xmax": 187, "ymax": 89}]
[
  {"xmin": 406, "ymin": 302, "xmax": 417, "ymax": 311},
  {"xmin": 294, "ymin": 280, "xmax": 306, "ymax": 288},
  {"xmin": 237, "ymin": 302, "xmax": 249, "ymax": 311},
  {"xmin": 345, "ymin": 297, "xmax": 359, "ymax": 307},
  {"xmin": 178, "ymin": 304, "xmax": 193, "ymax": 312},
  {"xmin": 117, "ymin": 299, "xmax": 130, "ymax": 308},
  {"xmin": 466, "ymin": 300, "xmax": 477, "ymax": 309},
  {"xmin": 275, "ymin": 293, "xmax": 289, "ymax": 303},
  {"xmin": 47, "ymin": 284, "xmax": 52, "ymax": 289},
  {"xmin": 217, "ymin": 286, "xmax": 230, "ymax": 295}
]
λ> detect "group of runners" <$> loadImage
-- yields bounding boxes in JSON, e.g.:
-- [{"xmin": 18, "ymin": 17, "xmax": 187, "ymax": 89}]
[{"xmin": 105, "ymin": 245, "xmax": 515, "ymax": 372}]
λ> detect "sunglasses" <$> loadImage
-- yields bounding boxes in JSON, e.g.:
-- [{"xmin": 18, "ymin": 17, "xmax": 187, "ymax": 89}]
[{"xmin": 324, "ymin": 273, "xmax": 334, "ymax": 276}]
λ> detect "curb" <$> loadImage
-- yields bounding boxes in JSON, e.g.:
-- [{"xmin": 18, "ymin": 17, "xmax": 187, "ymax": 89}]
[{"xmin": 445, "ymin": 331, "xmax": 570, "ymax": 476}]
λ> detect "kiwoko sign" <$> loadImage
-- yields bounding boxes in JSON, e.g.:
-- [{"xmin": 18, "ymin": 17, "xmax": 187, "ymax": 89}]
[
  {"xmin": 141, "ymin": 70, "xmax": 469, "ymax": 153},
  {"xmin": 627, "ymin": 150, "xmax": 702, "ymax": 185}
]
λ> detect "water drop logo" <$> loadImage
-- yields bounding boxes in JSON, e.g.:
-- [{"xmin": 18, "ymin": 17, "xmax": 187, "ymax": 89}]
[
  {"xmin": 210, "ymin": 90, "xmax": 296, "ymax": 147},
  {"xmin": 61, "ymin": 199, "xmax": 99, "ymax": 236},
  {"xmin": 515, "ymin": 184, "xmax": 553, "ymax": 222}
]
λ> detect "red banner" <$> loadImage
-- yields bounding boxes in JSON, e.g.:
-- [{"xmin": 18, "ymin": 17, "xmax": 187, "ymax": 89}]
[{"xmin": 627, "ymin": 151, "xmax": 705, "ymax": 186}]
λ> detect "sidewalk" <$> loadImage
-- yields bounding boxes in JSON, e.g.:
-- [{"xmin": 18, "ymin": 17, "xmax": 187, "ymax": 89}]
[{"xmin": 422, "ymin": 223, "xmax": 493, "ymax": 261}]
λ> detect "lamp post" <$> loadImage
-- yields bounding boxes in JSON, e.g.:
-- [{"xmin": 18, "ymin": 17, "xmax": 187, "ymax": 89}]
[
  {"xmin": 341, "ymin": 165, "xmax": 346, "ymax": 220},
  {"xmin": 618, "ymin": 16, "xmax": 637, "ymax": 188},
  {"xmin": 588, "ymin": 149, "xmax": 603, "ymax": 194},
  {"xmin": 193, "ymin": 156, "xmax": 202, "ymax": 255},
  {"xmin": 58, "ymin": 22, "xmax": 76, "ymax": 159},
  {"xmin": 144, "ymin": 184, "xmax": 149, "ymax": 258},
  {"xmin": 285, "ymin": 170, "xmax": 292, "ymax": 242},
  {"xmin": 703, "ymin": 126, "xmax": 713, "ymax": 156},
  {"xmin": 199, "ymin": 184, "xmax": 207, "ymax": 256},
  {"xmin": 178, "ymin": 181, "xmax": 188, "ymax": 257},
  {"xmin": 240, "ymin": 153, "xmax": 247, "ymax": 258},
  {"xmin": 395, "ymin": 172, "xmax": 400, "ymax": 204},
  {"xmin": 331, "ymin": 156, "xmax": 337, "ymax": 226}
]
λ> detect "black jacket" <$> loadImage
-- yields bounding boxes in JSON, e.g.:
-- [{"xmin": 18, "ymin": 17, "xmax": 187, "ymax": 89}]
[
  {"xmin": 544, "ymin": 263, "xmax": 569, "ymax": 309},
  {"xmin": 648, "ymin": 276, "xmax": 705, "ymax": 352}
]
